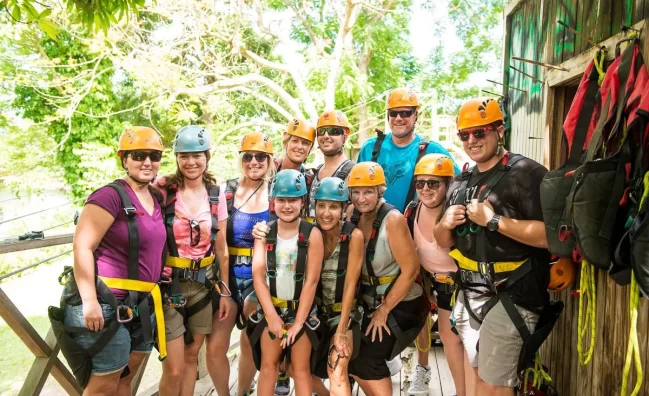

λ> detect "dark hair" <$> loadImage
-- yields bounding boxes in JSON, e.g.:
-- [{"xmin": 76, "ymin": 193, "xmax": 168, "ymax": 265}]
[{"xmin": 161, "ymin": 151, "xmax": 217, "ymax": 190}]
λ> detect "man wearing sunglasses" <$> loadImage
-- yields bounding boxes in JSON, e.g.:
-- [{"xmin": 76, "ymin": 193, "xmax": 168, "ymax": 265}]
[
  {"xmin": 434, "ymin": 98, "xmax": 551, "ymax": 396},
  {"xmin": 356, "ymin": 87, "xmax": 460, "ymax": 212}
]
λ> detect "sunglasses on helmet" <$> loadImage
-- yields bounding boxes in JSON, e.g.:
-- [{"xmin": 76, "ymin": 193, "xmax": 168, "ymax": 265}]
[
  {"xmin": 130, "ymin": 150, "xmax": 163, "ymax": 162},
  {"xmin": 388, "ymin": 109, "xmax": 415, "ymax": 118},
  {"xmin": 242, "ymin": 152, "xmax": 269, "ymax": 163},
  {"xmin": 457, "ymin": 127, "xmax": 493, "ymax": 142},
  {"xmin": 316, "ymin": 127, "xmax": 346, "ymax": 137}
]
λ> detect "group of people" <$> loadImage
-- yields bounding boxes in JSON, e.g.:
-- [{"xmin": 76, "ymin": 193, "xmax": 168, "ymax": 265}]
[{"xmin": 51, "ymin": 87, "xmax": 552, "ymax": 396}]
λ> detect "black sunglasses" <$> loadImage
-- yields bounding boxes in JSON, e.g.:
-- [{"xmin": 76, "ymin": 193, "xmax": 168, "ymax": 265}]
[
  {"xmin": 414, "ymin": 179, "xmax": 442, "ymax": 190},
  {"xmin": 316, "ymin": 127, "xmax": 346, "ymax": 137},
  {"xmin": 189, "ymin": 219, "xmax": 200, "ymax": 247},
  {"xmin": 130, "ymin": 150, "xmax": 162, "ymax": 162},
  {"xmin": 457, "ymin": 128, "xmax": 490, "ymax": 142},
  {"xmin": 242, "ymin": 152, "xmax": 269, "ymax": 163},
  {"xmin": 388, "ymin": 109, "xmax": 415, "ymax": 118}
]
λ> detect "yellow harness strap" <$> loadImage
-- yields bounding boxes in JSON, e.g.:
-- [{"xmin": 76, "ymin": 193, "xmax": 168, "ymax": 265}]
[
  {"xmin": 271, "ymin": 296, "xmax": 300, "ymax": 309},
  {"xmin": 449, "ymin": 249, "xmax": 526, "ymax": 273},
  {"xmin": 228, "ymin": 247, "xmax": 253, "ymax": 257},
  {"xmin": 361, "ymin": 274, "xmax": 396, "ymax": 285},
  {"xmin": 305, "ymin": 217, "xmax": 317, "ymax": 224},
  {"xmin": 325, "ymin": 300, "xmax": 357, "ymax": 313},
  {"xmin": 98, "ymin": 276, "xmax": 167, "ymax": 360},
  {"xmin": 165, "ymin": 255, "xmax": 214, "ymax": 269}
]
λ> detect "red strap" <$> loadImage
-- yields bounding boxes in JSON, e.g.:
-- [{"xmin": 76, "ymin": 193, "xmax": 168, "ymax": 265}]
[
  {"xmin": 266, "ymin": 243, "xmax": 274, "ymax": 251},
  {"xmin": 340, "ymin": 234, "xmax": 349, "ymax": 242}
]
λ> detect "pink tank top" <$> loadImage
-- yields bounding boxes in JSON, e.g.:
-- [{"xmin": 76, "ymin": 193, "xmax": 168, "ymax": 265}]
[{"xmin": 413, "ymin": 205, "xmax": 456, "ymax": 274}]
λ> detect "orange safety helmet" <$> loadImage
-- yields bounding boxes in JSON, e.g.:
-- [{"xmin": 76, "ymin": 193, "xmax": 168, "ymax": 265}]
[
  {"xmin": 347, "ymin": 162, "xmax": 386, "ymax": 187},
  {"xmin": 117, "ymin": 126, "xmax": 164, "ymax": 157},
  {"xmin": 386, "ymin": 87, "xmax": 420, "ymax": 110},
  {"xmin": 548, "ymin": 258, "xmax": 576, "ymax": 291},
  {"xmin": 414, "ymin": 154, "xmax": 455, "ymax": 177},
  {"xmin": 239, "ymin": 131, "xmax": 274, "ymax": 154},
  {"xmin": 317, "ymin": 110, "xmax": 351, "ymax": 133},
  {"xmin": 285, "ymin": 118, "xmax": 316, "ymax": 143},
  {"xmin": 456, "ymin": 98, "xmax": 504, "ymax": 130}
]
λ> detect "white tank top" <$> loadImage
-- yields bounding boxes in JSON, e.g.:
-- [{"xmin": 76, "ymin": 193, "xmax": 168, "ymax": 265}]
[
  {"xmin": 413, "ymin": 204, "xmax": 457, "ymax": 274},
  {"xmin": 269, "ymin": 234, "xmax": 298, "ymax": 300}
]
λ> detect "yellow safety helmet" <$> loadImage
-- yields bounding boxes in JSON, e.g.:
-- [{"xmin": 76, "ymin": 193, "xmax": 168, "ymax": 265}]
[
  {"xmin": 117, "ymin": 126, "xmax": 164, "ymax": 157},
  {"xmin": 347, "ymin": 162, "xmax": 386, "ymax": 187},
  {"xmin": 317, "ymin": 110, "xmax": 351, "ymax": 133},
  {"xmin": 414, "ymin": 154, "xmax": 455, "ymax": 177},
  {"xmin": 286, "ymin": 118, "xmax": 316, "ymax": 143},
  {"xmin": 239, "ymin": 131, "xmax": 274, "ymax": 154},
  {"xmin": 386, "ymin": 87, "xmax": 420, "ymax": 110},
  {"xmin": 456, "ymin": 98, "xmax": 504, "ymax": 130}
]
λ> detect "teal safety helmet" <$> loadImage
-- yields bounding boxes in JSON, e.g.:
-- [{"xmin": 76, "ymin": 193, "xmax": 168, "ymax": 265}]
[
  {"xmin": 271, "ymin": 169, "xmax": 307, "ymax": 198},
  {"xmin": 173, "ymin": 125, "xmax": 210, "ymax": 153},
  {"xmin": 313, "ymin": 177, "xmax": 348, "ymax": 202}
]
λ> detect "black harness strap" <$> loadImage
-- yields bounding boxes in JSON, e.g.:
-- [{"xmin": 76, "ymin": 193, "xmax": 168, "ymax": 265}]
[
  {"xmin": 334, "ymin": 222, "xmax": 356, "ymax": 304},
  {"xmin": 225, "ymin": 178, "xmax": 240, "ymax": 217},
  {"xmin": 404, "ymin": 200, "xmax": 419, "ymax": 237},
  {"xmin": 370, "ymin": 129, "xmax": 386, "ymax": 162},
  {"xmin": 266, "ymin": 220, "xmax": 279, "ymax": 299},
  {"xmin": 404, "ymin": 139, "xmax": 430, "ymax": 208}
]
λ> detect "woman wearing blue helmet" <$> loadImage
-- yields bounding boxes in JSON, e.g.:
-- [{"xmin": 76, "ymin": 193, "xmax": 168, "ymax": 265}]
[
  {"xmin": 310, "ymin": 177, "xmax": 364, "ymax": 396},
  {"xmin": 155, "ymin": 125, "xmax": 230, "ymax": 396},
  {"xmin": 248, "ymin": 169, "xmax": 324, "ymax": 396}
]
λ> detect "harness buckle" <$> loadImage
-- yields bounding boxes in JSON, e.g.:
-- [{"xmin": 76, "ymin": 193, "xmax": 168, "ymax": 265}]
[
  {"xmin": 117, "ymin": 306, "xmax": 134, "ymax": 323},
  {"xmin": 305, "ymin": 315, "xmax": 320, "ymax": 331},
  {"xmin": 158, "ymin": 276, "xmax": 173, "ymax": 285},
  {"xmin": 123, "ymin": 206, "xmax": 138, "ymax": 216},
  {"xmin": 165, "ymin": 295, "xmax": 187, "ymax": 308},
  {"xmin": 215, "ymin": 280, "xmax": 232, "ymax": 297},
  {"xmin": 266, "ymin": 243, "xmax": 274, "ymax": 251},
  {"xmin": 288, "ymin": 300, "xmax": 299, "ymax": 310},
  {"xmin": 340, "ymin": 234, "xmax": 349, "ymax": 242}
]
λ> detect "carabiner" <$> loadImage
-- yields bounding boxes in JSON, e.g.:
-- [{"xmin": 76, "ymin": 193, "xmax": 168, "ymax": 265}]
[
  {"xmin": 158, "ymin": 276, "xmax": 173, "ymax": 285},
  {"xmin": 117, "ymin": 306, "xmax": 134, "ymax": 323},
  {"xmin": 165, "ymin": 295, "xmax": 187, "ymax": 308},
  {"xmin": 215, "ymin": 280, "xmax": 232, "ymax": 297},
  {"xmin": 327, "ymin": 344, "xmax": 340, "ymax": 370},
  {"xmin": 456, "ymin": 225, "xmax": 469, "ymax": 237},
  {"xmin": 469, "ymin": 222, "xmax": 482, "ymax": 234}
]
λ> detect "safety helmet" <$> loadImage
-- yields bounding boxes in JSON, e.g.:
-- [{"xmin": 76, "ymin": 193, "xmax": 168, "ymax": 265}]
[
  {"xmin": 117, "ymin": 126, "xmax": 164, "ymax": 157},
  {"xmin": 271, "ymin": 169, "xmax": 307, "ymax": 198},
  {"xmin": 286, "ymin": 118, "xmax": 316, "ymax": 143},
  {"xmin": 173, "ymin": 126, "xmax": 210, "ymax": 153},
  {"xmin": 313, "ymin": 177, "xmax": 348, "ymax": 202},
  {"xmin": 414, "ymin": 154, "xmax": 455, "ymax": 177},
  {"xmin": 456, "ymin": 98, "xmax": 504, "ymax": 130},
  {"xmin": 386, "ymin": 87, "xmax": 420, "ymax": 110},
  {"xmin": 548, "ymin": 258, "xmax": 576, "ymax": 291},
  {"xmin": 239, "ymin": 131, "xmax": 274, "ymax": 154},
  {"xmin": 347, "ymin": 162, "xmax": 386, "ymax": 187},
  {"xmin": 316, "ymin": 110, "xmax": 351, "ymax": 134}
]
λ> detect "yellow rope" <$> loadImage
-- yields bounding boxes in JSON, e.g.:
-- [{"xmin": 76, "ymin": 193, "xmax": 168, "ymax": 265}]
[
  {"xmin": 522, "ymin": 353, "xmax": 553, "ymax": 393},
  {"xmin": 621, "ymin": 269, "xmax": 644, "ymax": 396},
  {"xmin": 593, "ymin": 50, "xmax": 606, "ymax": 86},
  {"xmin": 415, "ymin": 314, "xmax": 432, "ymax": 353},
  {"xmin": 577, "ymin": 259, "xmax": 596, "ymax": 365}
]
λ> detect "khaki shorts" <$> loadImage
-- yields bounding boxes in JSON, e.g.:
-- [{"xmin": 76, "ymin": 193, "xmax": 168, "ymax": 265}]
[
  {"xmin": 453, "ymin": 289, "xmax": 539, "ymax": 387},
  {"xmin": 163, "ymin": 274, "xmax": 214, "ymax": 341}
]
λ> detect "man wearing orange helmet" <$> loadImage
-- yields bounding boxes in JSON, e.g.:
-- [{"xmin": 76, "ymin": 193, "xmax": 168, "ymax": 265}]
[
  {"xmin": 434, "ymin": 98, "xmax": 554, "ymax": 396},
  {"xmin": 357, "ymin": 87, "xmax": 460, "ymax": 212}
]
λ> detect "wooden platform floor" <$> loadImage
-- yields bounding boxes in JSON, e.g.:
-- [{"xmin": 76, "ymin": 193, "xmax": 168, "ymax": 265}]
[{"xmin": 192, "ymin": 345, "xmax": 455, "ymax": 396}]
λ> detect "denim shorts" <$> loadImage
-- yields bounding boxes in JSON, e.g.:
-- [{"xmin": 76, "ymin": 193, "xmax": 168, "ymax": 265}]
[
  {"xmin": 232, "ymin": 276, "xmax": 258, "ymax": 304},
  {"xmin": 64, "ymin": 303, "xmax": 155, "ymax": 375}
]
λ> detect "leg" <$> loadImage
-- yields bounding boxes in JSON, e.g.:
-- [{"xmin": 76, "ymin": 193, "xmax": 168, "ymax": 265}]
[
  {"xmin": 160, "ymin": 335, "xmax": 187, "ymax": 396},
  {"xmin": 238, "ymin": 300, "xmax": 260, "ymax": 396},
  {"xmin": 115, "ymin": 351, "xmax": 149, "ymax": 396},
  {"xmin": 463, "ymin": 350, "xmax": 478, "ymax": 396},
  {"xmin": 181, "ymin": 333, "xmax": 206, "ymax": 396},
  {"xmin": 312, "ymin": 376, "xmax": 330, "ymax": 396},
  {"xmin": 258, "ymin": 328, "xmax": 284, "ymax": 396},
  {"xmin": 408, "ymin": 313, "xmax": 432, "ymax": 395},
  {"xmin": 207, "ymin": 297, "xmax": 238, "ymax": 396},
  {"xmin": 438, "ymin": 308, "xmax": 465, "ymax": 396},
  {"xmin": 288, "ymin": 329, "xmax": 313, "ymax": 396},
  {"xmin": 416, "ymin": 314, "xmax": 430, "ymax": 366},
  {"xmin": 84, "ymin": 371, "xmax": 122, "ymax": 396},
  {"xmin": 356, "ymin": 377, "xmax": 392, "ymax": 396},
  {"xmin": 326, "ymin": 329, "xmax": 354, "ymax": 396}
]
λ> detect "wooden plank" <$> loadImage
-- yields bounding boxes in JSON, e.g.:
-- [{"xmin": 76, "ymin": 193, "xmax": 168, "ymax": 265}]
[
  {"xmin": 0, "ymin": 287, "xmax": 51, "ymax": 357},
  {"xmin": 0, "ymin": 233, "xmax": 73, "ymax": 254},
  {"xmin": 19, "ymin": 329, "xmax": 61, "ymax": 396},
  {"xmin": 596, "ymin": 0, "xmax": 614, "ymax": 42},
  {"xmin": 639, "ymin": 298, "xmax": 649, "ymax": 396},
  {"xmin": 50, "ymin": 359, "xmax": 83, "ymax": 396},
  {"xmin": 505, "ymin": 0, "xmax": 530, "ymax": 17},
  {"xmin": 633, "ymin": 0, "xmax": 645, "ymax": 24},
  {"xmin": 434, "ymin": 347, "xmax": 454, "ymax": 396}
]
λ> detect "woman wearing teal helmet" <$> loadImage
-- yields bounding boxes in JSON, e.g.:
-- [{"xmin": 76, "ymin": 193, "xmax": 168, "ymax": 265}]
[
  {"xmin": 309, "ymin": 177, "xmax": 364, "ymax": 396},
  {"xmin": 155, "ymin": 125, "xmax": 231, "ymax": 396},
  {"xmin": 248, "ymin": 169, "xmax": 324, "ymax": 396}
]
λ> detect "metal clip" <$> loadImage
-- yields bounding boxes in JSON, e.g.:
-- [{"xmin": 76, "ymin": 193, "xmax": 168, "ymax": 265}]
[
  {"xmin": 117, "ymin": 306, "xmax": 134, "ymax": 323},
  {"xmin": 165, "ymin": 296, "xmax": 187, "ymax": 308},
  {"xmin": 327, "ymin": 344, "xmax": 340, "ymax": 370},
  {"xmin": 215, "ymin": 280, "xmax": 232, "ymax": 297},
  {"xmin": 305, "ymin": 315, "xmax": 320, "ymax": 331}
]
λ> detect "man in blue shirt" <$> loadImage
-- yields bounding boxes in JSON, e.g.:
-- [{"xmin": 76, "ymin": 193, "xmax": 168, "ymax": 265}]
[{"xmin": 357, "ymin": 87, "xmax": 461, "ymax": 212}]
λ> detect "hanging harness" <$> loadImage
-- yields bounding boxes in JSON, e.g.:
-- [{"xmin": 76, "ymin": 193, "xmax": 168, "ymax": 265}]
[
  {"xmin": 162, "ymin": 184, "xmax": 221, "ymax": 345},
  {"xmin": 48, "ymin": 182, "xmax": 167, "ymax": 389}
]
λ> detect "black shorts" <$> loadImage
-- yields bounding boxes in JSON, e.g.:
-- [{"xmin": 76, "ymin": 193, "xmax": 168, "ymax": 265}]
[{"xmin": 431, "ymin": 281, "xmax": 454, "ymax": 311}]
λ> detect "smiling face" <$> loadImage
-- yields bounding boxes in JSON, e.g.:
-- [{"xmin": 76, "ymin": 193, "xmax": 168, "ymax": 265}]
[
  {"xmin": 177, "ymin": 152, "xmax": 207, "ymax": 180},
  {"xmin": 285, "ymin": 135, "xmax": 313, "ymax": 164},
  {"xmin": 315, "ymin": 200, "xmax": 344, "ymax": 231},
  {"xmin": 350, "ymin": 186, "xmax": 380, "ymax": 213},
  {"xmin": 317, "ymin": 129, "xmax": 346, "ymax": 157},
  {"xmin": 241, "ymin": 150, "xmax": 270, "ymax": 181},
  {"xmin": 123, "ymin": 151, "xmax": 161, "ymax": 182},
  {"xmin": 273, "ymin": 197, "xmax": 303, "ymax": 222},
  {"xmin": 388, "ymin": 106, "xmax": 417, "ymax": 138},
  {"xmin": 414, "ymin": 175, "xmax": 447, "ymax": 208},
  {"xmin": 460, "ymin": 125, "xmax": 504, "ymax": 163}
]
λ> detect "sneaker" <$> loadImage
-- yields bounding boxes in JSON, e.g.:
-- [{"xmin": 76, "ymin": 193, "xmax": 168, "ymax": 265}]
[
  {"xmin": 275, "ymin": 372, "xmax": 290, "ymax": 396},
  {"xmin": 407, "ymin": 365, "xmax": 431, "ymax": 395}
]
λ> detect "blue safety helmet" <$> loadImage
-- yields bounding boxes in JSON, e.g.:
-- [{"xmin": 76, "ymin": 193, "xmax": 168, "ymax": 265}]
[
  {"xmin": 313, "ymin": 177, "xmax": 348, "ymax": 202},
  {"xmin": 271, "ymin": 169, "xmax": 307, "ymax": 198},
  {"xmin": 173, "ymin": 125, "xmax": 210, "ymax": 153}
]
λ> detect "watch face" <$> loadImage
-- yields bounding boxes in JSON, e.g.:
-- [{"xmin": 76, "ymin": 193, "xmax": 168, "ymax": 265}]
[{"xmin": 488, "ymin": 216, "xmax": 499, "ymax": 231}]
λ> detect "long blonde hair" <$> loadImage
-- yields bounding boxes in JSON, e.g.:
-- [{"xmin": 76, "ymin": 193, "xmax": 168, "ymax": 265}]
[{"xmin": 237, "ymin": 151, "xmax": 277, "ymax": 183}]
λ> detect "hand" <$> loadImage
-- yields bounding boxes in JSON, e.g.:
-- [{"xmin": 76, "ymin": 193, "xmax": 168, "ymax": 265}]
[
  {"xmin": 83, "ymin": 299, "xmax": 104, "ymax": 331},
  {"xmin": 281, "ymin": 321, "xmax": 304, "ymax": 349},
  {"xmin": 333, "ymin": 331, "xmax": 351, "ymax": 358},
  {"xmin": 267, "ymin": 314, "xmax": 285, "ymax": 340},
  {"xmin": 365, "ymin": 306, "xmax": 391, "ymax": 342},
  {"xmin": 441, "ymin": 205, "xmax": 467, "ymax": 230},
  {"xmin": 252, "ymin": 221, "xmax": 270, "ymax": 240},
  {"xmin": 466, "ymin": 199, "xmax": 495, "ymax": 227},
  {"xmin": 218, "ymin": 295, "xmax": 233, "ymax": 321}
]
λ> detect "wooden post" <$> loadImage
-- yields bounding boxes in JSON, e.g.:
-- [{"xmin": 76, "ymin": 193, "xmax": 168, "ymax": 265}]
[{"xmin": 19, "ymin": 329, "xmax": 62, "ymax": 396}]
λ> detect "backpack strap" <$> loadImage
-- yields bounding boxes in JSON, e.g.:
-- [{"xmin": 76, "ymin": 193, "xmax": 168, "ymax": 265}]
[
  {"xmin": 404, "ymin": 139, "xmax": 430, "ymax": 207},
  {"xmin": 225, "ymin": 178, "xmax": 239, "ymax": 218},
  {"xmin": 208, "ymin": 184, "xmax": 220, "ymax": 247},
  {"xmin": 163, "ymin": 185, "xmax": 180, "ymax": 257},
  {"xmin": 293, "ymin": 220, "xmax": 313, "ymax": 300},
  {"xmin": 334, "ymin": 159, "xmax": 355, "ymax": 181},
  {"xmin": 370, "ymin": 130, "xmax": 386, "ymax": 162},
  {"xmin": 106, "ymin": 182, "xmax": 140, "ymax": 281},
  {"xmin": 365, "ymin": 203, "xmax": 396, "ymax": 279},
  {"xmin": 350, "ymin": 208, "xmax": 361, "ymax": 225},
  {"xmin": 334, "ymin": 221, "xmax": 356, "ymax": 304},
  {"xmin": 404, "ymin": 200, "xmax": 419, "ymax": 238},
  {"xmin": 265, "ymin": 220, "xmax": 279, "ymax": 298}
]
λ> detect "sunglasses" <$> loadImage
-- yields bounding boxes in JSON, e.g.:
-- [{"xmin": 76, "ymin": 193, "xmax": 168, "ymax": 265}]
[
  {"xmin": 316, "ymin": 127, "xmax": 346, "ymax": 137},
  {"xmin": 189, "ymin": 219, "xmax": 201, "ymax": 247},
  {"xmin": 457, "ymin": 128, "xmax": 492, "ymax": 142},
  {"xmin": 130, "ymin": 150, "xmax": 162, "ymax": 162},
  {"xmin": 388, "ymin": 109, "xmax": 415, "ymax": 118},
  {"xmin": 242, "ymin": 152, "xmax": 269, "ymax": 163},
  {"xmin": 415, "ymin": 180, "xmax": 442, "ymax": 190}
]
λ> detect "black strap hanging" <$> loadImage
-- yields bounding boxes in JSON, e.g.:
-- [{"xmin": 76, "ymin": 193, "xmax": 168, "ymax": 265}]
[
  {"xmin": 403, "ymin": 139, "xmax": 430, "ymax": 207},
  {"xmin": 370, "ymin": 130, "xmax": 387, "ymax": 162}
]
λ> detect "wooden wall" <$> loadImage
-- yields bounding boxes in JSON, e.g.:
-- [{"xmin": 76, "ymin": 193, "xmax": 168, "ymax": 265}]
[{"xmin": 503, "ymin": 0, "xmax": 649, "ymax": 394}]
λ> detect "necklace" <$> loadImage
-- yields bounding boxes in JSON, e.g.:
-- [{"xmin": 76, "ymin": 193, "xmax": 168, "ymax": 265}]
[{"xmin": 324, "ymin": 224, "xmax": 342, "ymax": 256}]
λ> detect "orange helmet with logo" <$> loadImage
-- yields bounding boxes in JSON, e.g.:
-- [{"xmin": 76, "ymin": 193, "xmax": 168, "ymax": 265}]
[
  {"xmin": 239, "ymin": 131, "xmax": 274, "ymax": 154},
  {"xmin": 456, "ymin": 98, "xmax": 504, "ymax": 130},
  {"xmin": 117, "ymin": 126, "xmax": 164, "ymax": 157},
  {"xmin": 548, "ymin": 258, "xmax": 576, "ymax": 291},
  {"xmin": 317, "ymin": 110, "xmax": 351, "ymax": 133},
  {"xmin": 285, "ymin": 118, "xmax": 316, "ymax": 143},
  {"xmin": 414, "ymin": 154, "xmax": 455, "ymax": 177},
  {"xmin": 347, "ymin": 162, "xmax": 386, "ymax": 187},
  {"xmin": 386, "ymin": 87, "xmax": 420, "ymax": 110}
]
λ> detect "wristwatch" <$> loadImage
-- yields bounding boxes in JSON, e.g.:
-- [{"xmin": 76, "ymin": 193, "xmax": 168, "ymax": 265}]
[{"xmin": 487, "ymin": 214, "xmax": 501, "ymax": 232}]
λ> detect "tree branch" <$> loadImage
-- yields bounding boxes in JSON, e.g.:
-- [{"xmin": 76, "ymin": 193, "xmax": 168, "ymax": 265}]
[
  {"xmin": 280, "ymin": 0, "xmax": 323, "ymax": 53},
  {"xmin": 214, "ymin": 120, "xmax": 286, "ymax": 145}
]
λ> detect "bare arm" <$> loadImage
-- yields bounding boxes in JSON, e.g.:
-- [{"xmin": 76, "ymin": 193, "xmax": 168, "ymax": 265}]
[
  {"xmin": 336, "ymin": 228, "xmax": 363, "ymax": 335},
  {"xmin": 382, "ymin": 213, "xmax": 419, "ymax": 312},
  {"xmin": 216, "ymin": 219, "xmax": 229, "ymax": 287},
  {"xmin": 294, "ymin": 226, "xmax": 323, "ymax": 325},
  {"xmin": 494, "ymin": 218, "xmax": 548, "ymax": 249},
  {"xmin": 252, "ymin": 236, "xmax": 277, "ymax": 320}
]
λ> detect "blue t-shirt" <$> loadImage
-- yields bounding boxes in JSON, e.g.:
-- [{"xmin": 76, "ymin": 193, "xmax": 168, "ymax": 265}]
[
  {"xmin": 357, "ymin": 133, "xmax": 461, "ymax": 212},
  {"xmin": 229, "ymin": 208, "xmax": 269, "ymax": 279}
]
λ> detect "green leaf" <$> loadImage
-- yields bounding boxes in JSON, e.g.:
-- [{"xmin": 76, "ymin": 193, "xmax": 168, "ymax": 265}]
[
  {"xmin": 39, "ymin": 8, "xmax": 53, "ymax": 20},
  {"xmin": 22, "ymin": 2, "xmax": 40, "ymax": 20},
  {"xmin": 38, "ymin": 19, "xmax": 59, "ymax": 40},
  {"xmin": 11, "ymin": 5, "xmax": 21, "ymax": 22}
]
